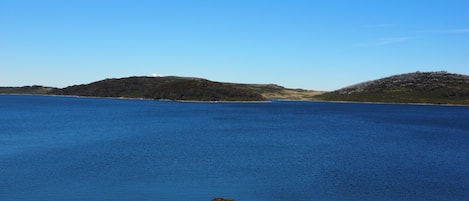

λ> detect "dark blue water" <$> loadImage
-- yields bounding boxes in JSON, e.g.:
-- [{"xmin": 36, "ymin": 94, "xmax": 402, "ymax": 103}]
[{"xmin": 1, "ymin": 95, "xmax": 468, "ymax": 201}]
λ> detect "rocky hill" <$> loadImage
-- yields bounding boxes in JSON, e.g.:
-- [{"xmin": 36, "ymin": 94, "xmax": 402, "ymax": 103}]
[{"xmin": 315, "ymin": 71, "xmax": 469, "ymax": 105}]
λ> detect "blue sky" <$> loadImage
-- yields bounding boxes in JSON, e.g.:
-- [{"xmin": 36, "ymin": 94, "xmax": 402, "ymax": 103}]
[{"xmin": 1, "ymin": 0, "xmax": 468, "ymax": 90}]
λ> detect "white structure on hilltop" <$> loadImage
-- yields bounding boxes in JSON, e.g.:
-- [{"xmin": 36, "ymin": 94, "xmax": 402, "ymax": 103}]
[{"xmin": 151, "ymin": 73, "xmax": 164, "ymax": 77}]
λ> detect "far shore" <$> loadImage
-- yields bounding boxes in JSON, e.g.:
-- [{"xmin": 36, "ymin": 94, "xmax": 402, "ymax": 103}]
[
  {"xmin": 307, "ymin": 99, "xmax": 469, "ymax": 107},
  {"xmin": 1, "ymin": 93, "xmax": 468, "ymax": 106},
  {"xmin": 0, "ymin": 93, "xmax": 271, "ymax": 103}
]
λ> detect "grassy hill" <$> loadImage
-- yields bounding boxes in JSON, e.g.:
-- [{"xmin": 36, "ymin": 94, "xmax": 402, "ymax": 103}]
[
  {"xmin": 314, "ymin": 71, "xmax": 469, "ymax": 105},
  {"xmin": 0, "ymin": 76, "xmax": 321, "ymax": 101},
  {"xmin": 53, "ymin": 76, "xmax": 266, "ymax": 101}
]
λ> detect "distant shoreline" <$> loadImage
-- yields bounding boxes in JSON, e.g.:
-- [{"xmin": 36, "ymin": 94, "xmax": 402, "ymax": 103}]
[
  {"xmin": 2, "ymin": 93, "xmax": 468, "ymax": 107},
  {"xmin": 307, "ymin": 99, "xmax": 469, "ymax": 107},
  {"xmin": 2, "ymin": 72, "xmax": 468, "ymax": 105},
  {"xmin": 0, "ymin": 93, "xmax": 271, "ymax": 103}
]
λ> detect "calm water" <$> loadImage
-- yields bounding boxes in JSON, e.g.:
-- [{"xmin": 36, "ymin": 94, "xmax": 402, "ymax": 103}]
[{"xmin": 1, "ymin": 95, "xmax": 469, "ymax": 201}]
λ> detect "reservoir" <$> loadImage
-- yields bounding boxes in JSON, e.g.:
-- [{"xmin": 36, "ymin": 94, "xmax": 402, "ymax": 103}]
[{"xmin": 1, "ymin": 95, "xmax": 468, "ymax": 201}]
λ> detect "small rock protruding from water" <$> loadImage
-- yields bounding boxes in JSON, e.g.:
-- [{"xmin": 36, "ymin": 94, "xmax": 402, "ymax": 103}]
[{"xmin": 211, "ymin": 198, "xmax": 236, "ymax": 201}]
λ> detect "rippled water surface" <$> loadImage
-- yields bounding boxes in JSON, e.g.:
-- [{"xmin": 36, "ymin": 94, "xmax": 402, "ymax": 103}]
[{"xmin": 1, "ymin": 95, "xmax": 469, "ymax": 201}]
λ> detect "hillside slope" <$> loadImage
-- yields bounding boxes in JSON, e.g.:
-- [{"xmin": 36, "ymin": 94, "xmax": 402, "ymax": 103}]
[
  {"xmin": 315, "ymin": 71, "xmax": 469, "ymax": 105},
  {"xmin": 0, "ymin": 86, "xmax": 57, "ymax": 94},
  {"xmin": 231, "ymin": 83, "xmax": 324, "ymax": 100}
]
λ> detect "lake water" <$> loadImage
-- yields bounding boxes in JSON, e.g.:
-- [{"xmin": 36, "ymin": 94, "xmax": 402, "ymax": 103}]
[{"xmin": 1, "ymin": 94, "xmax": 469, "ymax": 201}]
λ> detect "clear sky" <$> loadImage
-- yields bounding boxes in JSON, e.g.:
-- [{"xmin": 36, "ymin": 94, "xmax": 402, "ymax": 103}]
[{"xmin": 1, "ymin": 0, "xmax": 468, "ymax": 91}]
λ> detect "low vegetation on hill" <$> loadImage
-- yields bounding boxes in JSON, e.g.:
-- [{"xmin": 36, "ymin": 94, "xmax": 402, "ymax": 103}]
[{"xmin": 315, "ymin": 71, "xmax": 469, "ymax": 105}]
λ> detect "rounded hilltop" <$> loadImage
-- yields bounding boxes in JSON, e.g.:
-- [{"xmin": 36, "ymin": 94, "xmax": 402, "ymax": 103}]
[
  {"xmin": 54, "ymin": 76, "xmax": 266, "ymax": 101},
  {"xmin": 315, "ymin": 71, "xmax": 469, "ymax": 105}
]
